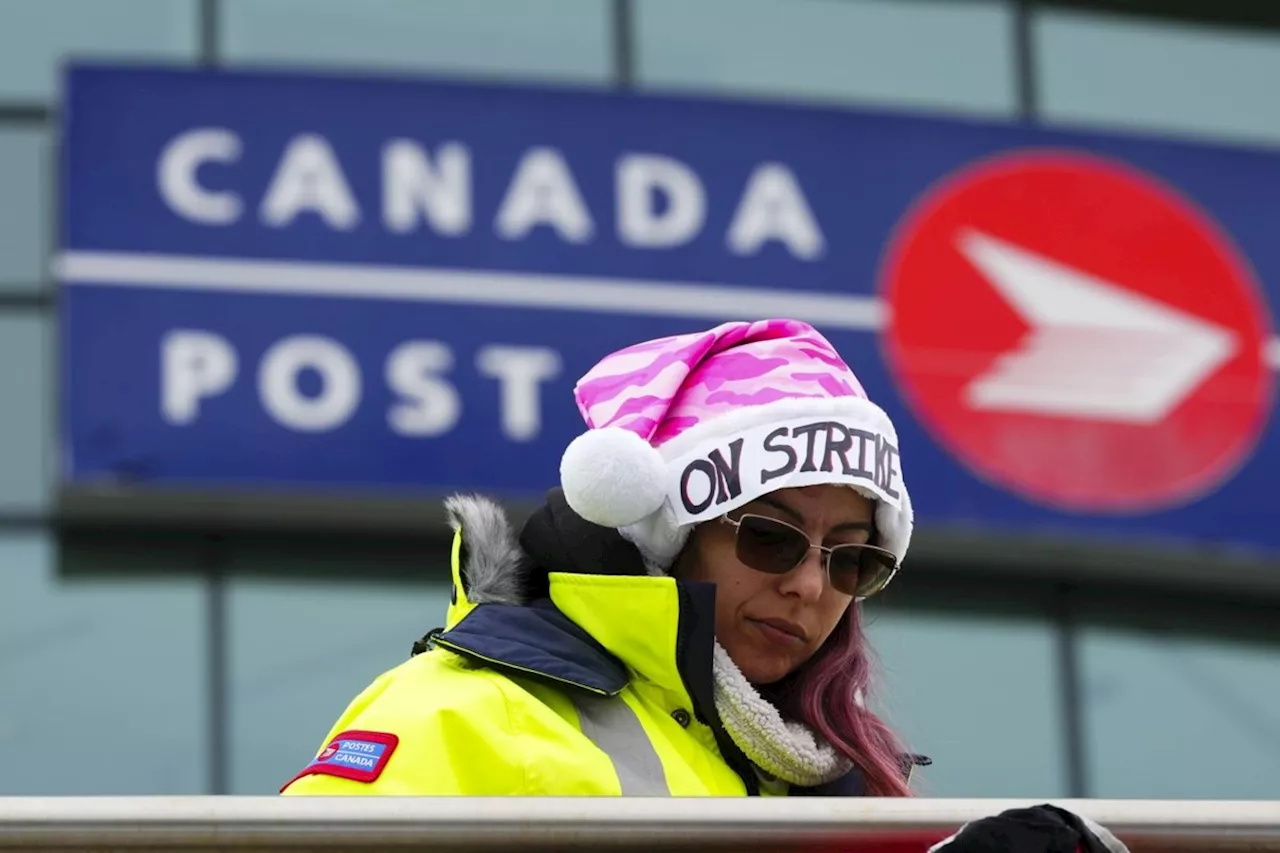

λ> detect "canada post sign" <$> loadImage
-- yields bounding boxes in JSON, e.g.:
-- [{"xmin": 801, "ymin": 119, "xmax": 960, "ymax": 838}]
[{"xmin": 59, "ymin": 64, "xmax": 1280, "ymax": 553}]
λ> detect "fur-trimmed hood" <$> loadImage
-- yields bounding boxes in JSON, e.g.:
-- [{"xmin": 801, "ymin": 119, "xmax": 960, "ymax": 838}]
[
  {"xmin": 441, "ymin": 493, "xmax": 531, "ymax": 607},
  {"xmin": 443, "ymin": 488, "xmax": 652, "ymax": 608}
]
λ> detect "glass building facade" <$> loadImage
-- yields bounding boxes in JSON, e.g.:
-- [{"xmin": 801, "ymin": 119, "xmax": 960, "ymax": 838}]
[{"xmin": 1, "ymin": 0, "xmax": 1279, "ymax": 799}]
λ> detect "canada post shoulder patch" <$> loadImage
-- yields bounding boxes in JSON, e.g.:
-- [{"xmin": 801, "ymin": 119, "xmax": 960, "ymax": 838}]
[{"xmin": 283, "ymin": 730, "xmax": 399, "ymax": 790}]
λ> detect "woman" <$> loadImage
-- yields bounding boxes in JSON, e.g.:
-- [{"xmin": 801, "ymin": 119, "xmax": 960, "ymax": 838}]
[{"xmin": 281, "ymin": 318, "xmax": 923, "ymax": 797}]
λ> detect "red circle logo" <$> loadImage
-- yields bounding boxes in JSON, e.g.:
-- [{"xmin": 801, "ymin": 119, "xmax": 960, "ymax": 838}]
[{"xmin": 880, "ymin": 151, "xmax": 1272, "ymax": 513}]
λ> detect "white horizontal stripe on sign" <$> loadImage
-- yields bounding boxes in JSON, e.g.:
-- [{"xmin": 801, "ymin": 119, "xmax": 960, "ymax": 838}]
[
  {"xmin": 53, "ymin": 250, "xmax": 1280, "ymax": 371},
  {"xmin": 53, "ymin": 250, "xmax": 886, "ymax": 332}
]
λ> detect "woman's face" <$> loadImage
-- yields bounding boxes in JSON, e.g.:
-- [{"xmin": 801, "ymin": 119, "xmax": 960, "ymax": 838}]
[{"xmin": 674, "ymin": 484, "xmax": 874, "ymax": 685}]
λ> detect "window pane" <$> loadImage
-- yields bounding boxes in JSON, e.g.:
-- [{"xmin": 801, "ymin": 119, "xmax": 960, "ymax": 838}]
[
  {"xmin": 227, "ymin": 538, "xmax": 451, "ymax": 794},
  {"xmin": 636, "ymin": 0, "xmax": 1016, "ymax": 117},
  {"xmin": 0, "ymin": 532, "xmax": 208, "ymax": 794},
  {"xmin": 865, "ymin": 606, "xmax": 1067, "ymax": 797},
  {"xmin": 222, "ymin": 0, "xmax": 611, "ymax": 85},
  {"xmin": 1037, "ymin": 10, "xmax": 1280, "ymax": 145},
  {"xmin": 1081, "ymin": 613, "xmax": 1280, "ymax": 799},
  {"xmin": 0, "ymin": 0, "xmax": 197, "ymax": 102},
  {"xmin": 0, "ymin": 129, "xmax": 49, "ymax": 289},
  {"xmin": 0, "ymin": 313, "xmax": 50, "ymax": 512}
]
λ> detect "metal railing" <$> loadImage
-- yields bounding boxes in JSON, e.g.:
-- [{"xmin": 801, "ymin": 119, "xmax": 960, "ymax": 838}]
[{"xmin": 1, "ymin": 797, "xmax": 1277, "ymax": 852}]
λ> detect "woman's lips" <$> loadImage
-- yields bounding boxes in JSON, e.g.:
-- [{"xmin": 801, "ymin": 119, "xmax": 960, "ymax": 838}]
[{"xmin": 750, "ymin": 617, "xmax": 808, "ymax": 646}]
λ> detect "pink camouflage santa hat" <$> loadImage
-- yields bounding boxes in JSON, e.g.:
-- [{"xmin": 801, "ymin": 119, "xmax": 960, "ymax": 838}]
[{"xmin": 559, "ymin": 318, "xmax": 913, "ymax": 583}]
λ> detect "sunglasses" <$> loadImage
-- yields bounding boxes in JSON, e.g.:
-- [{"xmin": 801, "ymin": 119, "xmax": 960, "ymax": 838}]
[{"xmin": 719, "ymin": 513, "xmax": 899, "ymax": 600}]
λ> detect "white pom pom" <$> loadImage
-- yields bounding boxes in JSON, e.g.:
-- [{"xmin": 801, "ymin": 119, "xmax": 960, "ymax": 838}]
[{"xmin": 560, "ymin": 427, "xmax": 668, "ymax": 528}]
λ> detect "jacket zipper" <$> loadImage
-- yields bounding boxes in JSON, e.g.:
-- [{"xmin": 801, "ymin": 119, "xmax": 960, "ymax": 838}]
[{"xmin": 675, "ymin": 583, "xmax": 761, "ymax": 796}]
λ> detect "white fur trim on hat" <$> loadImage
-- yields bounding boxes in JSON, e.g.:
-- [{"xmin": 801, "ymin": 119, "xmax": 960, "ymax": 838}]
[{"xmin": 615, "ymin": 395, "xmax": 915, "ymax": 581}]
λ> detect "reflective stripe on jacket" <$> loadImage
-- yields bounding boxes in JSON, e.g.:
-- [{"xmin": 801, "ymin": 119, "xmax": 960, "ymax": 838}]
[{"xmin": 281, "ymin": 491, "xmax": 904, "ymax": 796}]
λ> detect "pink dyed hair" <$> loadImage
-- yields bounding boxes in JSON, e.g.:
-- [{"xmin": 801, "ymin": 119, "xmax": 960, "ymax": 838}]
[{"xmin": 760, "ymin": 605, "xmax": 914, "ymax": 797}]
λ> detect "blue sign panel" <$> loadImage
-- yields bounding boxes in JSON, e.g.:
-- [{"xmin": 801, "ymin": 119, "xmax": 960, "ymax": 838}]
[{"xmin": 58, "ymin": 64, "xmax": 1280, "ymax": 553}]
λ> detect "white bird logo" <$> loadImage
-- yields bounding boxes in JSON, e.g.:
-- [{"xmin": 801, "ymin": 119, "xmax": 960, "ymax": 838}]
[{"xmin": 956, "ymin": 229, "xmax": 1240, "ymax": 425}]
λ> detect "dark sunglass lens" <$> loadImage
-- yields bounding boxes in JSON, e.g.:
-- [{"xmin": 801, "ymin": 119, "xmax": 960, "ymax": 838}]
[
  {"xmin": 856, "ymin": 547, "xmax": 898, "ymax": 598},
  {"xmin": 827, "ymin": 548, "xmax": 863, "ymax": 595},
  {"xmin": 827, "ymin": 545, "xmax": 898, "ymax": 598},
  {"xmin": 736, "ymin": 515, "xmax": 809, "ymax": 575}
]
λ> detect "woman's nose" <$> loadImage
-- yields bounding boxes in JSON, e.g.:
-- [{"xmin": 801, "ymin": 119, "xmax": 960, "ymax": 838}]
[{"xmin": 778, "ymin": 547, "xmax": 827, "ymax": 602}]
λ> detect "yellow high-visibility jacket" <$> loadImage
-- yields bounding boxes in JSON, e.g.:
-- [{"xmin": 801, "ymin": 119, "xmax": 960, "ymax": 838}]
[{"xmin": 281, "ymin": 492, "xmax": 917, "ymax": 796}]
